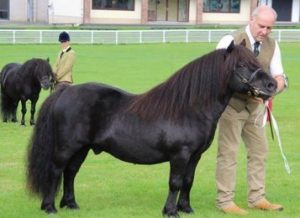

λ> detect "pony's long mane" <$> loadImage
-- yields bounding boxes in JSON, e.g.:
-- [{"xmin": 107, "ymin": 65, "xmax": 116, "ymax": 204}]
[{"xmin": 128, "ymin": 45, "xmax": 261, "ymax": 120}]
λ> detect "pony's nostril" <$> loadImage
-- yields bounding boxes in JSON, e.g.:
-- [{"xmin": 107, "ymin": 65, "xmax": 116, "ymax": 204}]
[{"xmin": 267, "ymin": 82, "xmax": 277, "ymax": 91}]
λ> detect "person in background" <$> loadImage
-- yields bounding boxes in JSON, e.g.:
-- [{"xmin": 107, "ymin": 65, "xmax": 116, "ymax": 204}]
[
  {"xmin": 215, "ymin": 5, "xmax": 288, "ymax": 215},
  {"xmin": 53, "ymin": 31, "xmax": 76, "ymax": 90}
]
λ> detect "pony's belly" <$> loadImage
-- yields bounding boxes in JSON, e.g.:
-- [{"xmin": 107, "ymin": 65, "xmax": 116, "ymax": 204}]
[{"xmin": 103, "ymin": 141, "xmax": 168, "ymax": 164}]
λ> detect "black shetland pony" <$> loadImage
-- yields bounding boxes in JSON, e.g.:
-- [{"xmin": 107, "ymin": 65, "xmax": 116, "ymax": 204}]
[
  {"xmin": 0, "ymin": 58, "xmax": 53, "ymax": 125},
  {"xmin": 27, "ymin": 42, "xmax": 277, "ymax": 217}
]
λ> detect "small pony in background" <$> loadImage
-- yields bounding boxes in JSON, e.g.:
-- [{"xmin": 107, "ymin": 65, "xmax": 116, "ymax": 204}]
[{"xmin": 0, "ymin": 58, "xmax": 54, "ymax": 125}]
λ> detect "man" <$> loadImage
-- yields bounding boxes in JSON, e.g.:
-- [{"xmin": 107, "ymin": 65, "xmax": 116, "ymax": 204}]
[
  {"xmin": 215, "ymin": 5, "xmax": 288, "ymax": 215},
  {"xmin": 53, "ymin": 31, "xmax": 76, "ymax": 90}
]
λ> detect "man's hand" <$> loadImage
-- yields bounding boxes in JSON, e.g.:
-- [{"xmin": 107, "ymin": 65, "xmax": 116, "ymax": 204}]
[
  {"xmin": 274, "ymin": 75, "xmax": 287, "ymax": 93},
  {"xmin": 251, "ymin": 97, "xmax": 264, "ymax": 104}
]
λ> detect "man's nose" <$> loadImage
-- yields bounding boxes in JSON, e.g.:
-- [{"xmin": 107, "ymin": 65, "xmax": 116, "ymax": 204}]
[{"xmin": 261, "ymin": 28, "xmax": 268, "ymax": 35}]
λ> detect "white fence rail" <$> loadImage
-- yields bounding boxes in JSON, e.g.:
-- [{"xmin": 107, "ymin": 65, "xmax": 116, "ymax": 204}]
[{"xmin": 0, "ymin": 29, "xmax": 299, "ymax": 44}]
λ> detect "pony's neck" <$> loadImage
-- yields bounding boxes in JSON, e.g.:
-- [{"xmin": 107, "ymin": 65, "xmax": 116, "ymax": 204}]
[{"xmin": 193, "ymin": 87, "xmax": 233, "ymax": 121}]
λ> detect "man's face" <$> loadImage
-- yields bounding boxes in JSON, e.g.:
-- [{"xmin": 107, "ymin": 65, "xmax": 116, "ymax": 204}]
[
  {"xmin": 60, "ymin": 41, "xmax": 70, "ymax": 49},
  {"xmin": 249, "ymin": 13, "xmax": 275, "ymax": 42}
]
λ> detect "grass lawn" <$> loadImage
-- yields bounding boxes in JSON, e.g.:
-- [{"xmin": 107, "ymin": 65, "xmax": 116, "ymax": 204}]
[{"xmin": 0, "ymin": 42, "xmax": 299, "ymax": 218}]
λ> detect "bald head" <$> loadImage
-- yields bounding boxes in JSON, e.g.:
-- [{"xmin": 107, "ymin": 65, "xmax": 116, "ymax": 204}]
[
  {"xmin": 252, "ymin": 5, "xmax": 277, "ymax": 21},
  {"xmin": 249, "ymin": 5, "xmax": 277, "ymax": 42}
]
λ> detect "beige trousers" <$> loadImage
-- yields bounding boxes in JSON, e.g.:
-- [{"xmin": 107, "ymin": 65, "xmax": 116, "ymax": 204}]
[{"xmin": 216, "ymin": 102, "xmax": 268, "ymax": 208}]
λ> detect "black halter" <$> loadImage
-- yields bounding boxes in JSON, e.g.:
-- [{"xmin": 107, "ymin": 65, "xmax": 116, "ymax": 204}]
[{"xmin": 235, "ymin": 68, "xmax": 270, "ymax": 97}]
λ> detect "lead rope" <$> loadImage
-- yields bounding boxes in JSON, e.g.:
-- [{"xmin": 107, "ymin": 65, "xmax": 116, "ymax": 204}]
[{"xmin": 260, "ymin": 101, "xmax": 291, "ymax": 174}]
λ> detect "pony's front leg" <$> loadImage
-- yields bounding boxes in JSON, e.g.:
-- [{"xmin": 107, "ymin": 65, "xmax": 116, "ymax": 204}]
[
  {"xmin": 163, "ymin": 147, "xmax": 191, "ymax": 218},
  {"xmin": 30, "ymin": 98, "xmax": 38, "ymax": 125},
  {"xmin": 177, "ymin": 153, "xmax": 202, "ymax": 214},
  {"xmin": 20, "ymin": 99, "xmax": 27, "ymax": 125},
  {"xmin": 60, "ymin": 146, "xmax": 89, "ymax": 209}
]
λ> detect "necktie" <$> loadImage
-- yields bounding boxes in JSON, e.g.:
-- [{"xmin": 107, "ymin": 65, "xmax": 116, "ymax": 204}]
[
  {"xmin": 60, "ymin": 51, "xmax": 64, "ymax": 59},
  {"xmin": 253, "ymin": 41, "xmax": 260, "ymax": 57}
]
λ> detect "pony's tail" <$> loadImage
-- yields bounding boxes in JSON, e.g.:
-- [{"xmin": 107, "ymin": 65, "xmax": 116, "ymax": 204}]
[
  {"xmin": 0, "ymin": 82, "xmax": 16, "ymax": 122},
  {"xmin": 26, "ymin": 88, "xmax": 66, "ymax": 198}
]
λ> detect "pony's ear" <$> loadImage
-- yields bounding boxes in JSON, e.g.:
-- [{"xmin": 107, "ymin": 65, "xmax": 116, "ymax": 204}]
[
  {"xmin": 240, "ymin": 39, "xmax": 246, "ymax": 47},
  {"xmin": 226, "ymin": 40, "xmax": 235, "ymax": 53},
  {"xmin": 46, "ymin": 57, "xmax": 50, "ymax": 63}
]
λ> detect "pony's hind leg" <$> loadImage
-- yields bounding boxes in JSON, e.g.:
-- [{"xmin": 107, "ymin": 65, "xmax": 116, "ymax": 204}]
[
  {"xmin": 41, "ymin": 164, "xmax": 64, "ymax": 213},
  {"xmin": 177, "ymin": 154, "xmax": 202, "ymax": 214},
  {"xmin": 3, "ymin": 114, "xmax": 8, "ymax": 122},
  {"xmin": 11, "ymin": 101, "xmax": 18, "ymax": 122},
  {"xmin": 60, "ymin": 146, "xmax": 90, "ymax": 209},
  {"xmin": 41, "ymin": 148, "xmax": 76, "ymax": 213}
]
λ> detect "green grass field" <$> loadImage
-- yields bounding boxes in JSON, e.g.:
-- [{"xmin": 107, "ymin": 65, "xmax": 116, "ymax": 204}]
[{"xmin": 0, "ymin": 42, "xmax": 299, "ymax": 218}]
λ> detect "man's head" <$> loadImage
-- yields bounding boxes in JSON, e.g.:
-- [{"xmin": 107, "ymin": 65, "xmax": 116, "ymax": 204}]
[
  {"xmin": 58, "ymin": 31, "xmax": 70, "ymax": 49},
  {"xmin": 249, "ymin": 5, "xmax": 277, "ymax": 42}
]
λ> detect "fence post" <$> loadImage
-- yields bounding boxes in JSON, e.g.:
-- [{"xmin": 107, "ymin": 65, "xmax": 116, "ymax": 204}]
[
  {"xmin": 163, "ymin": 30, "xmax": 166, "ymax": 43},
  {"xmin": 91, "ymin": 31, "xmax": 94, "ymax": 44},
  {"xmin": 139, "ymin": 31, "xmax": 142, "ymax": 44},
  {"xmin": 186, "ymin": 30, "xmax": 189, "ymax": 43},
  {"xmin": 13, "ymin": 30, "xmax": 16, "ymax": 44},
  {"xmin": 116, "ymin": 31, "xmax": 118, "ymax": 45},
  {"xmin": 278, "ymin": 30, "xmax": 282, "ymax": 42},
  {"xmin": 208, "ymin": 30, "xmax": 211, "ymax": 43},
  {"xmin": 40, "ymin": 31, "xmax": 43, "ymax": 44}
]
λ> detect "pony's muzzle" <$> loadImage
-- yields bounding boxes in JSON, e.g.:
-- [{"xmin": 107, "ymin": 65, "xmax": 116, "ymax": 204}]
[{"xmin": 41, "ymin": 81, "xmax": 51, "ymax": 90}]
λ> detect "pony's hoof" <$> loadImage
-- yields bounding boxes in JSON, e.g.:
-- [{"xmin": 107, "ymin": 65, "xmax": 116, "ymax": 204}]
[
  {"xmin": 163, "ymin": 213, "xmax": 179, "ymax": 218},
  {"xmin": 162, "ymin": 208, "xmax": 179, "ymax": 218},
  {"xmin": 41, "ymin": 204, "xmax": 57, "ymax": 214},
  {"xmin": 60, "ymin": 199, "xmax": 79, "ymax": 209},
  {"xmin": 177, "ymin": 205, "xmax": 194, "ymax": 214}
]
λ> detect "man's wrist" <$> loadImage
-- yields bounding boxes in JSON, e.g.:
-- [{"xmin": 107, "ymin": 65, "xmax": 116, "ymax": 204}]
[{"xmin": 274, "ymin": 74, "xmax": 288, "ymax": 94}]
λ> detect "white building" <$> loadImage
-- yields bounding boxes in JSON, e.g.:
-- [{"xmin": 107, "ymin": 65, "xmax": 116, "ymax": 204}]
[{"xmin": 1, "ymin": 0, "xmax": 299, "ymax": 25}]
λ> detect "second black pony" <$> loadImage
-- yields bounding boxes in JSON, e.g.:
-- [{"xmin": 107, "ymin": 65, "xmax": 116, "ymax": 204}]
[
  {"xmin": 0, "ymin": 58, "xmax": 54, "ymax": 125},
  {"xmin": 27, "ymin": 41, "xmax": 277, "ymax": 217}
]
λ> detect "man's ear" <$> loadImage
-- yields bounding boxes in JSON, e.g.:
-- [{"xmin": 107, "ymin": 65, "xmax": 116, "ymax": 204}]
[
  {"xmin": 226, "ymin": 40, "xmax": 235, "ymax": 53},
  {"xmin": 240, "ymin": 39, "xmax": 246, "ymax": 46}
]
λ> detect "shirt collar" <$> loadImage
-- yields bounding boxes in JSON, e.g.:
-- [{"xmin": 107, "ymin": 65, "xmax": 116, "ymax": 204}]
[
  {"xmin": 246, "ymin": 24, "xmax": 261, "ymax": 47},
  {"xmin": 62, "ymin": 46, "xmax": 70, "ymax": 53},
  {"xmin": 245, "ymin": 25, "xmax": 260, "ymax": 46}
]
